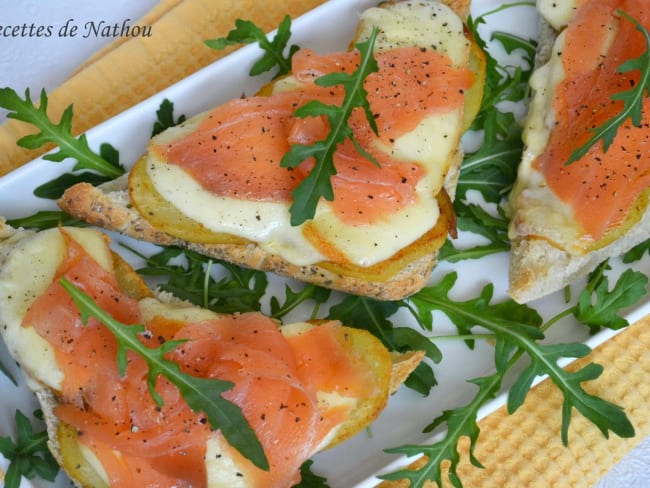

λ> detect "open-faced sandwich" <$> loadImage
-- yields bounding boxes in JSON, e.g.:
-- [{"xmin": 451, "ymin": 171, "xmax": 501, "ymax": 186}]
[
  {"xmin": 507, "ymin": 0, "xmax": 650, "ymax": 303},
  {"xmin": 0, "ymin": 219, "xmax": 423, "ymax": 487},
  {"xmin": 59, "ymin": 0, "xmax": 486, "ymax": 301}
]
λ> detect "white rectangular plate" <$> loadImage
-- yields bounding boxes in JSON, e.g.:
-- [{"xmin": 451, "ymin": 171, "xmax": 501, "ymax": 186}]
[{"xmin": 1, "ymin": 1, "xmax": 649, "ymax": 486}]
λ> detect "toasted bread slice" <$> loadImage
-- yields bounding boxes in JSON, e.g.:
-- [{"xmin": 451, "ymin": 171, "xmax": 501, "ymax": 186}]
[
  {"xmin": 59, "ymin": 172, "xmax": 457, "ymax": 301},
  {"xmin": 507, "ymin": 3, "xmax": 650, "ymax": 303},
  {"xmin": 59, "ymin": 0, "xmax": 485, "ymax": 301},
  {"xmin": 0, "ymin": 220, "xmax": 423, "ymax": 487}
]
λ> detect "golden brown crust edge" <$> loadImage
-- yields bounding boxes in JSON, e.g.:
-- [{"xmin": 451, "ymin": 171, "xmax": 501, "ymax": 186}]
[
  {"xmin": 509, "ymin": 204, "xmax": 650, "ymax": 303},
  {"xmin": 58, "ymin": 182, "xmax": 439, "ymax": 301}
]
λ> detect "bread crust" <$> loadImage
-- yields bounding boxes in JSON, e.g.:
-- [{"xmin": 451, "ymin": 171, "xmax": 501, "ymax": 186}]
[
  {"xmin": 59, "ymin": 180, "xmax": 446, "ymax": 300},
  {"xmin": 509, "ymin": 204, "xmax": 650, "ymax": 303}
]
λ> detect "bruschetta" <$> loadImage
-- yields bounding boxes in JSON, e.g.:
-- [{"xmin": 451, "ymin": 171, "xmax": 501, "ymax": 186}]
[
  {"xmin": 59, "ymin": 0, "xmax": 486, "ymax": 301},
  {"xmin": 507, "ymin": 0, "xmax": 650, "ymax": 302},
  {"xmin": 0, "ymin": 219, "xmax": 423, "ymax": 487}
]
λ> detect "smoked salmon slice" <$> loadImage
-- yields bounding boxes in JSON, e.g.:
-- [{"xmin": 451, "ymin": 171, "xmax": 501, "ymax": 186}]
[
  {"xmin": 152, "ymin": 45, "xmax": 473, "ymax": 226},
  {"xmin": 534, "ymin": 0, "xmax": 650, "ymax": 240},
  {"xmin": 21, "ymin": 228, "xmax": 384, "ymax": 487}
]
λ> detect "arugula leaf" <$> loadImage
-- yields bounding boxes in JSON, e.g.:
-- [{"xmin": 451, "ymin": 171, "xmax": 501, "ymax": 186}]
[
  {"xmin": 385, "ymin": 267, "xmax": 638, "ymax": 487},
  {"xmin": 59, "ymin": 277, "xmax": 269, "ymax": 471},
  {"xmin": 565, "ymin": 9, "xmax": 650, "ymax": 164},
  {"xmin": 127, "ymin": 245, "xmax": 268, "ymax": 314},
  {"xmin": 205, "ymin": 15, "xmax": 299, "ymax": 79},
  {"xmin": 466, "ymin": 2, "xmax": 535, "ymax": 133},
  {"xmin": 572, "ymin": 262, "xmax": 648, "ymax": 332},
  {"xmin": 411, "ymin": 271, "xmax": 634, "ymax": 440},
  {"xmin": 6, "ymin": 210, "xmax": 86, "ymax": 230},
  {"xmin": 152, "ymin": 98, "xmax": 186, "ymax": 137},
  {"xmin": 32, "ymin": 171, "xmax": 108, "ymax": 199},
  {"xmin": 0, "ymin": 410, "xmax": 59, "ymax": 488},
  {"xmin": 409, "ymin": 272, "xmax": 542, "ymax": 351},
  {"xmin": 438, "ymin": 201, "xmax": 510, "ymax": 262},
  {"xmin": 381, "ymin": 372, "xmax": 502, "ymax": 487},
  {"xmin": 280, "ymin": 27, "xmax": 379, "ymax": 225},
  {"xmin": 0, "ymin": 87, "xmax": 124, "ymax": 178},
  {"xmin": 622, "ymin": 237, "xmax": 650, "ymax": 263},
  {"xmin": 34, "ymin": 142, "xmax": 121, "ymax": 199},
  {"xmin": 293, "ymin": 460, "xmax": 329, "ymax": 488},
  {"xmin": 270, "ymin": 283, "xmax": 331, "ymax": 320},
  {"xmin": 448, "ymin": 4, "xmax": 535, "ymax": 263},
  {"xmin": 457, "ymin": 110, "xmax": 523, "ymax": 202}
]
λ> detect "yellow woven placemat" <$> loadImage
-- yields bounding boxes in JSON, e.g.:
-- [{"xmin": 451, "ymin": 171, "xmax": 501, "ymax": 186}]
[
  {"xmin": 379, "ymin": 315, "xmax": 650, "ymax": 487},
  {"xmin": 1, "ymin": 1, "xmax": 648, "ymax": 485},
  {"xmin": 0, "ymin": 0, "xmax": 329, "ymax": 176}
]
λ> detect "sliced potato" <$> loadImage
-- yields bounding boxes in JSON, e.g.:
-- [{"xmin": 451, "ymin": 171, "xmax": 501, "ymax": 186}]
[{"xmin": 128, "ymin": 155, "xmax": 252, "ymax": 246}]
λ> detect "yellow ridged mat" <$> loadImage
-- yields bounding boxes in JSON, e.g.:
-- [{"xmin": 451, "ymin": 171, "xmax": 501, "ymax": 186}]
[{"xmin": 378, "ymin": 315, "xmax": 650, "ymax": 487}]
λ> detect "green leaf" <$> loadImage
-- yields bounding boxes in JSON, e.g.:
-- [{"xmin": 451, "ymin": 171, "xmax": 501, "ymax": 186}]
[
  {"xmin": 439, "ymin": 201, "xmax": 510, "ymax": 262},
  {"xmin": 0, "ymin": 87, "xmax": 124, "ymax": 178},
  {"xmin": 129, "ymin": 246, "xmax": 269, "ymax": 314},
  {"xmin": 622, "ymin": 237, "xmax": 650, "ymax": 263},
  {"xmin": 204, "ymin": 15, "xmax": 298, "ymax": 78},
  {"xmin": 269, "ymin": 283, "xmax": 332, "ymax": 319},
  {"xmin": 33, "ymin": 171, "xmax": 111, "ymax": 199},
  {"xmin": 59, "ymin": 278, "xmax": 269, "ymax": 471},
  {"xmin": 293, "ymin": 460, "xmax": 330, "ymax": 487},
  {"xmin": 152, "ymin": 98, "xmax": 186, "ymax": 137},
  {"xmin": 381, "ymin": 373, "xmax": 501, "ymax": 487},
  {"xmin": 410, "ymin": 271, "xmax": 634, "ymax": 443},
  {"xmin": 565, "ymin": 9, "xmax": 650, "ymax": 165},
  {"xmin": 32, "ymin": 139, "xmax": 121, "ymax": 200},
  {"xmin": 6, "ymin": 210, "xmax": 87, "ymax": 230},
  {"xmin": 573, "ymin": 263, "xmax": 648, "ymax": 332},
  {"xmin": 492, "ymin": 29, "xmax": 536, "ymax": 61},
  {"xmin": 0, "ymin": 410, "xmax": 59, "ymax": 488},
  {"xmin": 457, "ymin": 110, "xmax": 523, "ymax": 202},
  {"xmin": 410, "ymin": 273, "xmax": 542, "ymax": 352},
  {"xmin": 280, "ymin": 27, "xmax": 380, "ymax": 225}
]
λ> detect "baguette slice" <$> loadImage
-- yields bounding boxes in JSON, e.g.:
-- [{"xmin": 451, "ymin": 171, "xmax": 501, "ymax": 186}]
[
  {"xmin": 59, "ymin": 0, "xmax": 485, "ymax": 301},
  {"xmin": 0, "ymin": 219, "xmax": 423, "ymax": 487},
  {"xmin": 507, "ymin": 1, "xmax": 650, "ymax": 303}
]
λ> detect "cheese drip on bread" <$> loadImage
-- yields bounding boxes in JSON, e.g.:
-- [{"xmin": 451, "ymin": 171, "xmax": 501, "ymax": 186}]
[{"xmin": 143, "ymin": 1, "xmax": 474, "ymax": 267}]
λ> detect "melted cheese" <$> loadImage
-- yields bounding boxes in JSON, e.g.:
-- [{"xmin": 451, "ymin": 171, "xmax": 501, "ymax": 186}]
[
  {"xmin": 0, "ymin": 228, "xmax": 112, "ymax": 390},
  {"xmin": 508, "ymin": 27, "xmax": 591, "ymax": 252},
  {"xmin": 149, "ymin": 1, "xmax": 469, "ymax": 267},
  {"xmin": 537, "ymin": 0, "xmax": 580, "ymax": 30},
  {"xmin": 356, "ymin": 0, "xmax": 469, "ymax": 66}
]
